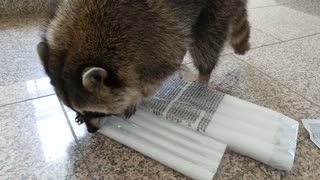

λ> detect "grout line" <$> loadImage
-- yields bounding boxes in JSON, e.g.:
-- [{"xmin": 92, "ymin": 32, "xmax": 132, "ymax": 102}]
[
  {"xmin": 58, "ymin": 99, "xmax": 81, "ymax": 146},
  {"xmin": 250, "ymin": 4, "xmax": 283, "ymax": 9},
  {"xmin": 254, "ymin": 28, "xmax": 283, "ymax": 42},
  {"xmin": 222, "ymin": 52, "xmax": 234, "ymax": 56},
  {"xmin": 280, "ymin": 32, "xmax": 320, "ymax": 43},
  {"xmin": 58, "ymin": 98, "xmax": 94, "ymax": 176},
  {"xmin": 0, "ymin": 93, "xmax": 55, "ymax": 108},
  {"xmin": 246, "ymin": 32, "xmax": 320, "ymax": 51},
  {"xmin": 249, "ymin": 2, "xmax": 292, "ymax": 10},
  {"xmin": 221, "ymin": 31, "xmax": 320, "ymax": 57}
]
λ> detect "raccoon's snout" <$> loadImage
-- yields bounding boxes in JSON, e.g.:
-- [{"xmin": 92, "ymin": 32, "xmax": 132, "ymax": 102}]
[
  {"xmin": 76, "ymin": 112, "xmax": 110, "ymax": 133},
  {"xmin": 87, "ymin": 126, "xmax": 99, "ymax": 133}
]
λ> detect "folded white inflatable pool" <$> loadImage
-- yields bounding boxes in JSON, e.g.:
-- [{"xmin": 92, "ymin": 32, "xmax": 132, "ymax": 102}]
[{"xmin": 99, "ymin": 73, "xmax": 299, "ymax": 179}]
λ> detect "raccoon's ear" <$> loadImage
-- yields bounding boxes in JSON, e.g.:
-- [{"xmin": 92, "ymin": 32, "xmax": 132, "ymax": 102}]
[
  {"xmin": 82, "ymin": 67, "xmax": 108, "ymax": 92},
  {"xmin": 37, "ymin": 41, "xmax": 49, "ymax": 66}
]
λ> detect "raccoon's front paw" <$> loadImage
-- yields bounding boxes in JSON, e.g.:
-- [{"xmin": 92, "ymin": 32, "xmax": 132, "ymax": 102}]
[{"xmin": 124, "ymin": 104, "xmax": 137, "ymax": 119}]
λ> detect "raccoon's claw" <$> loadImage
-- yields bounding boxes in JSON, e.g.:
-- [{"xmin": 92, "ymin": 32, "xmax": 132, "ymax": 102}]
[
  {"xmin": 75, "ymin": 113, "xmax": 99, "ymax": 133},
  {"xmin": 75, "ymin": 113, "xmax": 84, "ymax": 125},
  {"xmin": 124, "ymin": 104, "xmax": 137, "ymax": 119}
]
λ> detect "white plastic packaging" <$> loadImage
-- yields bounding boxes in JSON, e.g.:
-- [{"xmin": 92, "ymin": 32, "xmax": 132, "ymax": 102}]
[
  {"xmin": 99, "ymin": 73, "xmax": 299, "ymax": 179},
  {"xmin": 99, "ymin": 110, "xmax": 227, "ymax": 180},
  {"xmin": 142, "ymin": 73, "xmax": 299, "ymax": 171},
  {"xmin": 302, "ymin": 119, "xmax": 320, "ymax": 148}
]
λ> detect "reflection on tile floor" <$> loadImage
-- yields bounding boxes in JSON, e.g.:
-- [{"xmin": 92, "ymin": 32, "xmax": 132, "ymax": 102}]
[
  {"xmin": 0, "ymin": 96, "xmax": 89, "ymax": 179},
  {"xmin": 1, "ymin": 0, "xmax": 320, "ymax": 179},
  {"xmin": 0, "ymin": 77, "xmax": 54, "ymax": 106}
]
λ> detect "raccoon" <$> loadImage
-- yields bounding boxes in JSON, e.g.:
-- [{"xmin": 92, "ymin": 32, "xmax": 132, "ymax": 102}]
[{"xmin": 37, "ymin": 0, "xmax": 250, "ymax": 133}]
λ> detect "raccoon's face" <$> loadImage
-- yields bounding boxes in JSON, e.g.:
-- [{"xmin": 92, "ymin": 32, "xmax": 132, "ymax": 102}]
[
  {"xmin": 37, "ymin": 39, "xmax": 143, "ymax": 119},
  {"xmin": 36, "ymin": 0, "xmax": 188, "ymax": 132}
]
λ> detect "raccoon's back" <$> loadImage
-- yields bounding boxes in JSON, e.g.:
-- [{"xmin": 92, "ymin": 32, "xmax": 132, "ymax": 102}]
[{"xmin": 46, "ymin": 0, "xmax": 195, "ymax": 85}]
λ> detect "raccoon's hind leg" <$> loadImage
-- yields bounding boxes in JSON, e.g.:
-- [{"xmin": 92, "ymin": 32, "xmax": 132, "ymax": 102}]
[
  {"xmin": 189, "ymin": 9, "xmax": 230, "ymax": 85},
  {"xmin": 230, "ymin": 5, "xmax": 251, "ymax": 55}
]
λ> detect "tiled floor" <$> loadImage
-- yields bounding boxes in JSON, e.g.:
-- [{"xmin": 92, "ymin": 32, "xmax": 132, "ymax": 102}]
[{"xmin": 1, "ymin": 0, "xmax": 320, "ymax": 179}]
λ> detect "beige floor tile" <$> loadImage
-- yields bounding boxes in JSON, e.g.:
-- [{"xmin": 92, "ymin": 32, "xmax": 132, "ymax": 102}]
[
  {"xmin": 215, "ymin": 152, "xmax": 257, "ymax": 180},
  {"xmin": 286, "ymin": 0, "xmax": 320, "ymax": 17},
  {"xmin": 237, "ymin": 34, "xmax": 320, "ymax": 106},
  {"xmin": 249, "ymin": 5, "xmax": 320, "ymax": 40},
  {"xmin": 232, "ymin": 167, "xmax": 269, "ymax": 180},
  {"xmin": 248, "ymin": 0, "xmax": 295, "ymax": 9},
  {"xmin": 0, "ymin": 17, "xmax": 46, "ymax": 86},
  {"xmin": 0, "ymin": 0, "xmax": 46, "ymax": 17},
  {"xmin": 0, "ymin": 77, "xmax": 54, "ymax": 106}
]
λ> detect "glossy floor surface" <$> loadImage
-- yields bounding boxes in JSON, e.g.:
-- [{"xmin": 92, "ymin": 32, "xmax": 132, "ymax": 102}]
[{"xmin": 1, "ymin": 0, "xmax": 320, "ymax": 179}]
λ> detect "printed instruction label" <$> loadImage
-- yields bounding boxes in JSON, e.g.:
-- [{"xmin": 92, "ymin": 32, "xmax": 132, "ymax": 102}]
[{"xmin": 142, "ymin": 74, "xmax": 224, "ymax": 133}]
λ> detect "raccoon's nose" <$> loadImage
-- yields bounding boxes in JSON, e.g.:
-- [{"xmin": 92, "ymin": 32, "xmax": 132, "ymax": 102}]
[{"xmin": 87, "ymin": 126, "xmax": 99, "ymax": 133}]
